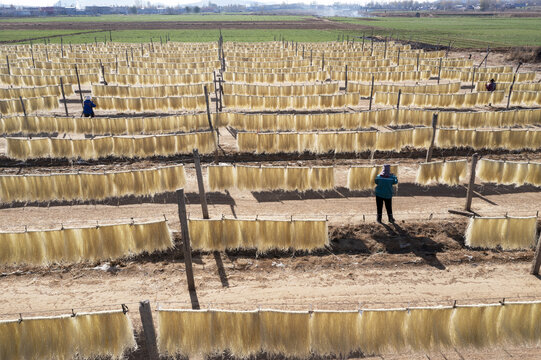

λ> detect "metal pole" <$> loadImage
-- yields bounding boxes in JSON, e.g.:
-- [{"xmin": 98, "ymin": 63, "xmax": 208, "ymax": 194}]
[
  {"xmin": 176, "ymin": 189, "xmax": 196, "ymax": 291},
  {"xmin": 465, "ymin": 153, "xmax": 479, "ymax": 212}
]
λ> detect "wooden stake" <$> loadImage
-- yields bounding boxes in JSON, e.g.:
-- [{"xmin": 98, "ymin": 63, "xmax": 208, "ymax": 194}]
[
  {"xmin": 138, "ymin": 300, "xmax": 159, "ymax": 360},
  {"xmin": 5, "ymin": 55, "xmax": 9, "ymax": 75},
  {"xmin": 530, "ymin": 233, "xmax": 541, "ymax": 275},
  {"xmin": 368, "ymin": 75, "xmax": 375, "ymax": 111},
  {"xmin": 471, "ymin": 67, "xmax": 476, "ymax": 93},
  {"xmin": 465, "ymin": 153, "xmax": 479, "ymax": 212},
  {"xmin": 193, "ymin": 149, "xmax": 209, "ymax": 219},
  {"xmin": 506, "ymin": 62, "xmax": 522, "ymax": 109},
  {"xmin": 74, "ymin": 65, "xmax": 83, "ymax": 107},
  {"xmin": 344, "ymin": 64, "xmax": 348, "ymax": 92},
  {"xmin": 101, "ymin": 64, "xmax": 107, "ymax": 85},
  {"xmin": 396, "ymin": 89, "xmax": 401, "ymax": 110},
  {"xmin": 19, "ymin": 96, "xmax": 26, "ymax": 117},
  {"xmin": 177, "ymin": 188, "xmax": 196, "ymax": 291},
  {"xmin": 416, "ymin": 52, "xmax": 420, "ymax": 71},
  {"xmin": 397, "ymin": 48, "xmax": 400, "ymax": 66},
  {"xmin": 437, "ymin": 57, "xmax": 442, "ymax": 84},
  {"xmin": 60, "ymin": 77, "xmax": 69, "ymax": 116},
  {"xmin": 321, "ymin": 52, "xmax": 324, "ymax": 71},
  {"xmin": 204, "ymin": 85, "xmax": 213, "ymax": 131},
  {"xmin": 425, "ymin": 113, "xmax": 438, "ymax": 162}
]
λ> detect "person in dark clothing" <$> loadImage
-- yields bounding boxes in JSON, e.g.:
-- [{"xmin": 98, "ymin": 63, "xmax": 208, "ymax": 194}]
[
  {"xmin": 374, "ymin": 164, "xmax": 398, "ymax": 223},
  {"xmin": 485, "ymin": 79, "xmax": 496, "ymax": 92},
  {"xmin": 83, "ymin": 96, "xmax": 96, "ymax": 117}
]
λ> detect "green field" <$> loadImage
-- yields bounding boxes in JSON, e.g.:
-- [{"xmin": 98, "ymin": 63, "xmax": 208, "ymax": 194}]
[
  {"xmin": 0, "ymin": 29, "xmax": 363, "ymax": 44},
  {"xmin": 0, "ymin": 14, "xmax": 309, "ymax": 22},
  {"xmin": 332, "ymin": 16, "xmax": 541, "ymax": 48}
]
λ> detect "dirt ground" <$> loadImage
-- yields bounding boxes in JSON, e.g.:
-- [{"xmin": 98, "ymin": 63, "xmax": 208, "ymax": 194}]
[{"xmin": 1, "ymin": 48, "xmax": 541, "ymax": 359}]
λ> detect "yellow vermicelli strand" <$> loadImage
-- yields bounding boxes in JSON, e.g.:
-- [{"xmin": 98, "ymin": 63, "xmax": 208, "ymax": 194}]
[
  {"xmin": 359, "ymin": 309, "xmax": 408, "ymax": 354},
  {"xmin": 292, "ymin": 220, "xmax": 329, "ymax": 251},
  {"xmin": 441, "ymin": 160, "xmax": 468, "ymax": 186},
  {"xmin": 477, "ymin": 159, "xmax": 539, "ymax": 187},
  {"xmin": 210, "ymin": 310, "xmax": 261, "ymax": 357},
  {"xmin": 450, "ymin": 305, "xmax": 502, "ymax": 348},
  {"xmin": 406, "ymin": 307, "xmax": 454, "ymax": 351},
  {"xmin": 347, "ymin": 166, "xmax": 377, "ymax": 190},
  {"xmin": 188, "ymin": 219, "xmax": 224, "ymax": 251},
  {"xmin": 157, "ymin": 310, "xmax": 213, "ymax": 357},
  {"xmin": 285, "ymin": 167, "xmax": 311, "ymax": 192},
  {"xmin": 260, "ymin": 310, "xmax": 311, "ymax": 357},
  {"xmin": 416, "ymin": 162, "xmax": 444, "ymax": 185},
  {"xmin": 310, "ymin": 311, "xmax": 361, "ymax": 356},
  {"xmin": 0, "ymin": 220, "xmax": 173, "ymax": 265},
  {"xmin": 465, "ymin": 216, "xmax": 537, "ymax": 249},
  {"xmin": 74, "ymin": 311, "xmax": 137, "ymax": 359},
  {"xmin": 0, "ymin": 310, "xmax": 135, "ymax": 360},
  {"xmin": 207, "ymin": 165, "xmax": 235, "ymax": 191}
]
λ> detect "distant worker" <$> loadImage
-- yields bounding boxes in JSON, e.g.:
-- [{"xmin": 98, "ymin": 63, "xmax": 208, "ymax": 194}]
[
  {"xmin": 485, "ymin": 78, "xmax": 496, "ymax": 92},
  {"xmin": 83, "ymin": 96, "xmax": 96, "ymax": 118},
  {"xmin": 374, "ymin": 164, "xmax": 398, "ymax": 224}
]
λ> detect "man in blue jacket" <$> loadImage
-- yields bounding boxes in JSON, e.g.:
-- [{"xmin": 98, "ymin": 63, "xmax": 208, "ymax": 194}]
[
  {"xmin": 374, "ymin": 164, "xmax": 398, "ymax": 223},
  {"xmin": 83, "ymin": 96, "xmax": 96, "ymax": 117}
]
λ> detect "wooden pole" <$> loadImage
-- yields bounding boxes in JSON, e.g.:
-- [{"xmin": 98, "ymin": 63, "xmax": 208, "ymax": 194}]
[
  {"xmin": 368, "ymin": 75, "xmax": 375, "ymax": 111},
  {"xmin": 321, "ymin": 52, "xmax": 324, "ymax": 71},
  {"xmin": 213, "ymin": 71, "xmax": 219, "ymax": 112},
  {"xmin": 371, "ymin": 36, "xmax": 374, "ymax": 56},
  {"xmin": 19, "ymin": 96, "xmax": 27, "ymax": 117},
  {"xmin": 362, "ymin": 33, "xmax": 365, "ymax": 51},
  {"xmin": 101, "ymin": 64, "xmax": 107, "ymax": 85},
  {"xmin": 310, "ymin": 49, "xmax": 312, "ymax": 66},
  {"xmin": 344, "ymin": 64, "xmax": 348, "ymax": 92},
  {"xmin": 397, "ymin": 48, "xmax": 400, "ymax": 66},
  {"xmin": 506, "ymin": 62, "xmax": 522, "ymax": 109},
  {"xmin": 30, "ymin": 45, "xmax": 35, "ymax": 68},
  {"xmin": 530, "ymin": 233, "xmax": 541, "ymax": 275},
  {"xmin": 177, "ymin": 188, "xmax": 196, "ymax": 291},
  {"xmin": 60, "ymin": 77, "xmax": 69, "ymax": 116},
  {"xmin": 5, "ymin": 55, "xmax": 9, "ymax": 75},
  {"xmin": 465, "ymin": 153, "xmax": 479, "ymax": 212},
  {"xmin": 302, "ymin": 45, "xmax": 304, "ymax": 59},
  {"xmin": 115, "ymin": 55, "xmax": 118, "ymax": 74},
  {"xmin": 45, "ymin": 46, "xmax": 49, "ymax": 62},
  {"xmin": 193, "ymin": 149, "xmax": 209, "ymax": 219},
  {"xmin": 437, "ymin": 57, "xmax": 442, "ymax": 84},
  {"xmin": 396, "ymin": 89, "xmax": 401, "ymax": 110},
  {"xmin": 204, "ymin": 85, "xmax": 213, "ymax": 131},
  {"xmin": 138, "ymin": 300, "xmax": 159, "ymax": 360},
  {"xmin": 416, "ymin": 52, "xmax": 420, "ymax": 71},
  {"xmin": 74, "ymin": 65, "xmax": 83, "ymax": 107},
  {"xmin": 384, "ymin": 37, "xmax": 387, "ymax": 59},
  {"xmin": 109, "ymin": 30, "xmax": 112, "ymax": 42},
  {"xmin": 425, "ymin": 113, "xmax": 438, "ymax": 162},
  {"xmin": 471, "ymin": 67, "xmax": 476, "ymax": 93},
  {"xmin": 61, "ymin": 37, "xmax": 63, "ymax": 58}
]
